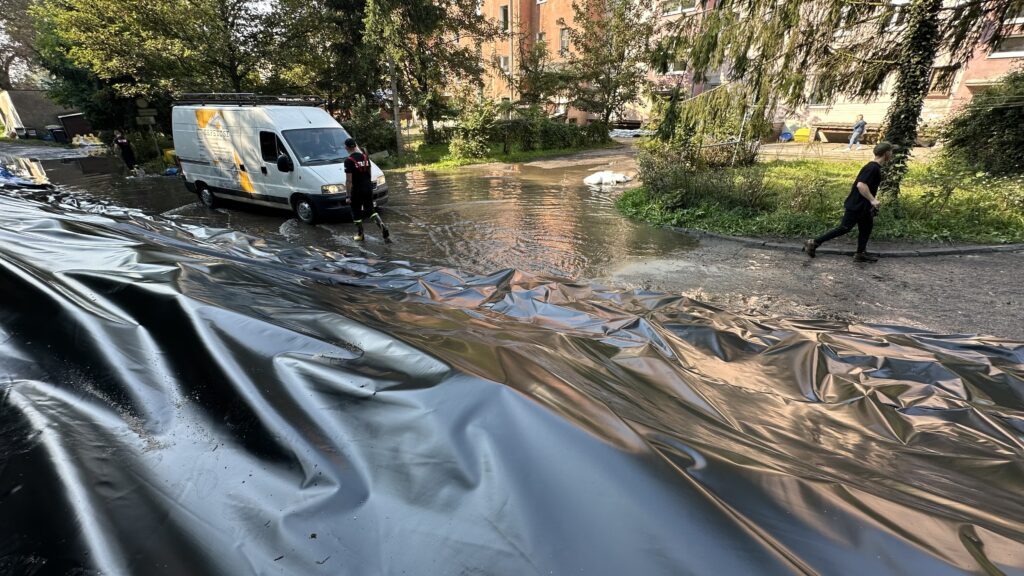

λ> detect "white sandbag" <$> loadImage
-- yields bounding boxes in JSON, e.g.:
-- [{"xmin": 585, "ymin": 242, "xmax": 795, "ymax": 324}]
[{"xmin": 583, "ymin": 171, "xmax": 631, "ymax": 186}]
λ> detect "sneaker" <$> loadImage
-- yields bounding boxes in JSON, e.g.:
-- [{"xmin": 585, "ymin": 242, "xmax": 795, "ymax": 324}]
[
  {"xmin": 353, "ymin": 234, "xmax": 365, "ymax": 242},
  {"xmin": 853, "ymin": 252, "xmax": 878, "ymax": 263},
  {"xmin": 803, "ymin": 239, "xmax": 818, "ymax": 258}
]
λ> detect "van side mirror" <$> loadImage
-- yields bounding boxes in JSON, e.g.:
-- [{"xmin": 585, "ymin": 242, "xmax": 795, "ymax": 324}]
[{"xmin": 276, "ymin": 154, "xmax": 294, "ymax": 173}]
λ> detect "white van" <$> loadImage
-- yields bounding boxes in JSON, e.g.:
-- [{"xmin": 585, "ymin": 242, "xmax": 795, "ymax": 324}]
[{"xmin": 171, "ymin": 94, "xmax": 388, "ymax": 224}]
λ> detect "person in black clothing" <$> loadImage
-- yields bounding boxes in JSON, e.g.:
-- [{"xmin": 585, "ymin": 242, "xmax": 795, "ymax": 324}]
[
  {"xmin": 112, "ymin": 131, "xmax": 137, "ymax": 171},
  {"xmin": 804, "ymin": 141, "xmax": 894, "ymax": 263},
  {"xmin": 344, "ymin": 138, "xmax": 389, "ymax": 242}
]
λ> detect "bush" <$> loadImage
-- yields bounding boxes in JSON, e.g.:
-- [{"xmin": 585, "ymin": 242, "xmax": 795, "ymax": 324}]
[
  {"xmin": 941, "ymin": 69, "xmax": 1024, "ymax": 176},
  {"xmin": 124, "ymin": 130, "xmax": 172, "ymax": 164},
  {"xmin": 637, "ymin": 146, "xmax": 775, "ymax": 213},
  {"xmin": 448, "ymin": 134, "xmax": 490, "ymax": 159},
  {"xmin": 445, "ymin": 100, "xmax": 499, "ymax": 161},
  {"xmin": 489, "ymin": 107, "xmax": 610, "ymax": 153},
  {"xmin": 342, "ymin": 103, "xmax": 397, "ymax": 154}
]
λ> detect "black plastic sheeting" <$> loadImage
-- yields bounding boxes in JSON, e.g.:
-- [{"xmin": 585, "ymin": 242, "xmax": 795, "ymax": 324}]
[{"xmin": 1, "ymin": 191, "xmax": 1022, "ymax": 576}]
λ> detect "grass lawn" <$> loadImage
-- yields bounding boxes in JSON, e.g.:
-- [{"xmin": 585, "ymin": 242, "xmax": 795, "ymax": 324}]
[
  {"xmin": 618, "ymin": 158, "xmax": 1024, "ymax": 244},
  {"xmin": 378, "ymin": 139, "xmax": 622, "ymax": 172}
]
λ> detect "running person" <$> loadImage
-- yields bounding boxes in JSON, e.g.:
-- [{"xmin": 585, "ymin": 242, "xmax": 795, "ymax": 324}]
[
  {"xmin": 804, "ymin": 142, "xmax": 894, "ymax": 263},
  {"xmin": 344, "ymin": 138, "xmax": 389, "ymax": 242}
]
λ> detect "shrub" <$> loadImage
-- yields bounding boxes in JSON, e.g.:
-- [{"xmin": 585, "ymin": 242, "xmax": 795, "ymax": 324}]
[
  {"xmin": 941, "ymin": 69, "xmax": 1024, "ymax": 176},
  {"xmin": 342, "ymin": 102, "xmax": 397, "ymax": 154},
  {"xmin": 637, "ymin": 146, "xmax": 775, "ymax": 213},
  {"xmin": 446, "ymin": 100, "xmax": 499, "ymax": 161}
]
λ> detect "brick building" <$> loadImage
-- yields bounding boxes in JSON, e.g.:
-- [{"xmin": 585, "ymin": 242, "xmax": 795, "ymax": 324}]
[
  {"xmin": 464, "ymin": 1, "xmax": 1022, "ymax": 131},
  {"xmin": 468, "ymin": 0, "xmax": 685, "ymax": 124}
]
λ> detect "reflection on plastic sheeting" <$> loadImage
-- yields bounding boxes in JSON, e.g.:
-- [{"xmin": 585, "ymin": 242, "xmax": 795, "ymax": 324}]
[{"xmin": 0, "ymin": 191, "xmax": 1022, "ymax": 575}]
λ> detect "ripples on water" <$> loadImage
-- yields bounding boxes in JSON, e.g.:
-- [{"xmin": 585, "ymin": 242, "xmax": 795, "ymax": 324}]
[{"xmin": 28, "ymin": 154, "xmax": 696, "ymax": 281}]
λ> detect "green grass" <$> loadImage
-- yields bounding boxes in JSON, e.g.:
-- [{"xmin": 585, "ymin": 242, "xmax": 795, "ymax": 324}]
[
  {"xmin": 378, "ymin": 140, "xmax": 621, "ymax": 172},
  {"xmin": 618, "ymin": 159, "xmax": 1024, "ymax": 244}
]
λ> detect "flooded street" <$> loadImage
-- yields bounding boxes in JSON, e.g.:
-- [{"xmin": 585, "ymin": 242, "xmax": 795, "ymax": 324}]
[
  {"xmin": 25, "ymin": 146, "xmax": 696, "ymax": 281},
  {"xmin": 3, "ymin": 142, "xmax": 1023, "ymax": 338}
]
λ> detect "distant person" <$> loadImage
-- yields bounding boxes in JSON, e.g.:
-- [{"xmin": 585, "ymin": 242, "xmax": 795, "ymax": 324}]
[
  {"xmin": 344, "ymin": 138, "xmax": 390, "ymax": 242},
  {"xmin": 112, "ymin": 131, "xmax": 137, "ymax": 171},
  {"xmin": 804, "ymin": 142, "xmax": 895, "ymax": 263},
  {"xmin": 846, "ymin": 115, "xmax": 867, "ymax": 151}
]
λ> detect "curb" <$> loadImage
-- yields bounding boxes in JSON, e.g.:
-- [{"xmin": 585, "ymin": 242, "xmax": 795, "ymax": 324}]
[{"xmin": 668, "ymin": 227, "xmax": 1024, "ymax": 258}]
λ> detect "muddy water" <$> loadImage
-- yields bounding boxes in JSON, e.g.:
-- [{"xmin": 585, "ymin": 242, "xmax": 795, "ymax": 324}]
[{"xmin": 22, "ymin": 150, "xmax": 697, "ymax": 280}]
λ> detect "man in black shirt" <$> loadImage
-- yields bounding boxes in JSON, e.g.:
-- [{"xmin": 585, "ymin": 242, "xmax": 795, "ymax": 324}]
[
  {"xmin": 344, "ymin": 138, "xmax": 389, "ymax": 242},
  {"xmin": 804, "ymin": 142, "xmax": 894, "ymax": 263},
  {"xmin": 112, "ymin": 130, "xmax": 137, "ymax": 171}
]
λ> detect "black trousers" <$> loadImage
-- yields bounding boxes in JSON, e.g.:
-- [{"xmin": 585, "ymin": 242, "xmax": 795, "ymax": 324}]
[
  {"xmin": 350, "ymin": 190, "xmax": 375, "ymax": 222},
  {"xmin": 815, "ymin": 207, "xmax": 874, "ymax": 253}
]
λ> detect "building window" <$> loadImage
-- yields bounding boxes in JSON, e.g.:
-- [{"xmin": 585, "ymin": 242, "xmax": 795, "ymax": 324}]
[
  {"xmin": 888, "ymin": 0, "xmax": 910, "ymax": 29},
  {"xmin": 538, "ymin": 31, "xmax": 546, "ymax": 43},
  {"xmin": 991, "ymin": 35, "xmax": 1024, "ymax": 58},
  {"xmin": 499, "ymin": 56, "xmax": 511, "ymax": 72},
  {"xmin": 559, "ymin": 28, "xmax": 570, "ymax": 56},
  {"xmin": 665, "ymin": 0, "xmax": 697, "ymax": 16},
  {"xmin": 1007, "ymin": 6, "xmax": 1024, "ymax": 24},
  {"xmin": 501, "ymin": 5, "xmax": 510, "ymax": 31},
  {"xmin": 666, "ymin": 61, "xmax": 685, "ymax": 75},
  {"xmin": 927, "ymin": 66, "xmax": 957, "ymax": 97}
]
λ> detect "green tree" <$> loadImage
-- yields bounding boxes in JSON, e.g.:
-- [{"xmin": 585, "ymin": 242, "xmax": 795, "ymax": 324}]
[
  {"xmin": 491, "ymin": 30, "xmax": 572, "ymax": 106},
  {"xmin": 364, "ymin": 0, "xmax": 499, "ymax": 140},
  {"xmin": 34, "ymin": 0, "xmax": 276, "ymax": 97},
  {"xmin": 559, "ymin": 0, "xmax": 656, "ymax": 124},
  {"xmin": 0, "ymin": 0, "xmax": 37, "ymax": 89},
  {"xmin": 941, "ymin": 69, "xmax": 1024, "ymax": 176},
  {"xmin": 274, "ymin": 0, "xmax": 384, "ymax": 113},
  {"xmin": 658, "ymin": 0, "xmax": 1024, "ymax": 198}
]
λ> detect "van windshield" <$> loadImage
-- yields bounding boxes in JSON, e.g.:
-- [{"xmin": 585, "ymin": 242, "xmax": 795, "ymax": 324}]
[{"xmin": 281, "ymin": 127, "xmax": 353, "ymax": 166}]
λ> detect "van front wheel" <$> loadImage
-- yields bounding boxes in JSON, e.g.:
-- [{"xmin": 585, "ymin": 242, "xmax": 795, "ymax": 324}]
[{"xmin": 294, "ymin": 196, "xmax": 318, "ymax": 225}]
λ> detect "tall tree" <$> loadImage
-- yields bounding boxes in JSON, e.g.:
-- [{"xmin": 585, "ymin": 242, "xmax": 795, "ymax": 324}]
[
  {"xmin": 274, "ymin": 0, "xmax": 385, "ymax": 112},
  {"xmin": 491, "ymin": 31, "xmax": 572, "ymax": 107},
  {"xmin": 0, "ymin": 0, "xmax": 37, "ymax": 89},
  {"xmin": 364, "ymin": 0, "xmax": 499, "ymax": 139},
  {"xmin": 559, "ymin": 0, "xmax": 657, "ymax": 124},
  {"xmin": 34, "ymin": 0, "xmax": 276, "ymax": 97},
  {"xmin": 658, "ymin": 0, "xmax": 1024, "ymax": 198}
]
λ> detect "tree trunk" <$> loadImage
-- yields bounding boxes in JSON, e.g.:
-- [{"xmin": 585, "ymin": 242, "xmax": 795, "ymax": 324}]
[
  {"xmin": 426, "ymin": 115, "xmax": 435, "ymax": 141},
  {"xmin": 880, "ymin": 0, "xmax": 942, "ymax": 203},
  {"xmin": 0, "ymin": 54, "xmax": 15, "ymax": 90},
  {"xmin": 389, "ymin": 58, "xmax": 403, "ymax": 156}
]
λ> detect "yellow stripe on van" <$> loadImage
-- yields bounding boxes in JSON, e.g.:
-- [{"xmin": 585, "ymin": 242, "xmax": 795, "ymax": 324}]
[{"xmin": 233, "ymin": 152, "xmax": 255, "ymax": 194}]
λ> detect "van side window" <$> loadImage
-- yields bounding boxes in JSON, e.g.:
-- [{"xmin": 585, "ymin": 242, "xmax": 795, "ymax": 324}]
[{"xmin": 259, "ymin": 131, "xmax": 281, "ymax": 162}]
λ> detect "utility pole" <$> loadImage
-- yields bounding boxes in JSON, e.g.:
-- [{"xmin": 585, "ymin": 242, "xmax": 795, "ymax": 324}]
[{"xmin": 389, "ymin": 57, "xmax": 403, "ymax": 157}]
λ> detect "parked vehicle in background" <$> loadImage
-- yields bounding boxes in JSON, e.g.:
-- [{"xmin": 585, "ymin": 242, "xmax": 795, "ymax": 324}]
[{"xmin": 171, "ymin": 94, "xmax": 389, "ymax": 224}]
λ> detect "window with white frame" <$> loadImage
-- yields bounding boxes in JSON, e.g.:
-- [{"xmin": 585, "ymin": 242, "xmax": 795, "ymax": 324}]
[
  {"xmin": 1007, "ymin": 6, "xmax": 1024, "ymax": 24},
  {"xmin": 664, "ymin": 0, "xmax": 698, "ymax": 16},
  {"xmin": 499, "ymin": 56, "xmax": 511, "ymax": 72},
  {"xmin": 559, "ymin": 28, "xmax": 570, "ymax": 56},
  {"xmin": 992, "ymin": 35, "xmax": 1024, "ymax": 57},
  {"xmin": 538, "ymin": 31, "xmax": 546, "ymax": 43},
  {"xmin": 888, "ymin": 0, "xmax": 910, "ymax": 30},
  {"xmin": 501, "ymin": 5, "xmax": 510, "ymax": 31}
]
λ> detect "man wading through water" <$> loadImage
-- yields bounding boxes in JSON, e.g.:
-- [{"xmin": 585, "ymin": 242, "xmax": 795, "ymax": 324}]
[
  {"xmin": 804, "ymin": 142, "xmax": 895, "ymax": 263},
  {"xmin": 344, "ymin": 138, "xmax": 390, "ymax": 242}
]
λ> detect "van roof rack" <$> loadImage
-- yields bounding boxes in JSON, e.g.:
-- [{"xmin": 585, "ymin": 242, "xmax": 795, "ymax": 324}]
[{"xmin": 174, "ymin": 93, "xmax": 326, "ymax": 107}]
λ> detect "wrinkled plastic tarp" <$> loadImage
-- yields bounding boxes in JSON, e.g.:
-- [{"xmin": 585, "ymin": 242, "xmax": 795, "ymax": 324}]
[{"xmin": 0, "ymin": 192, "xmax": 1022, "ymax": 575}]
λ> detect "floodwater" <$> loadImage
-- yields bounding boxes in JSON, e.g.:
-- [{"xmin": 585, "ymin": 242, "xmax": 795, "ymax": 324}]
[{"xmin": 6, "ymin": 148, "xmax": 698, "ymax": 280}]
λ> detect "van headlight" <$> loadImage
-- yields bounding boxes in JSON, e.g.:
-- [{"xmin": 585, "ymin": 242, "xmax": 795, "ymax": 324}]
[
  {"xmin": 375, "ymin": 175, "xmax": 386, "ymax": 187},
  {"xmin": 321, "ymin": 184, "xmax": 344, "ymax": 194}
]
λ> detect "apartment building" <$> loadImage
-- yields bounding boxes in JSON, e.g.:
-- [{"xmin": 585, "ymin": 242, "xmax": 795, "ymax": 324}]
[
  {"xmin": 467, "ymin": 1, "xmax": 1022, "ymax": 131},
  {"xmin": 469, "ymin": 0, "xmax": 686, "ymax": 124}
]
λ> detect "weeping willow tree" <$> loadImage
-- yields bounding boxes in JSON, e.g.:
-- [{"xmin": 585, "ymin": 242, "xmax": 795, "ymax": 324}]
[{"xmin": 656, "ymin": 0, "xmax": 1024, "ymax": 198}]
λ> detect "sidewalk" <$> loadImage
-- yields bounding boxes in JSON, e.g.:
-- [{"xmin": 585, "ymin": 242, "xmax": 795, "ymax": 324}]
[
  {"xmin": 671, "ymin": 226, "xmax": 1024, "ymax": 257},
  {"xmin": 759, "ymin": 142, "xmax": 938, "ymax": 162}
]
